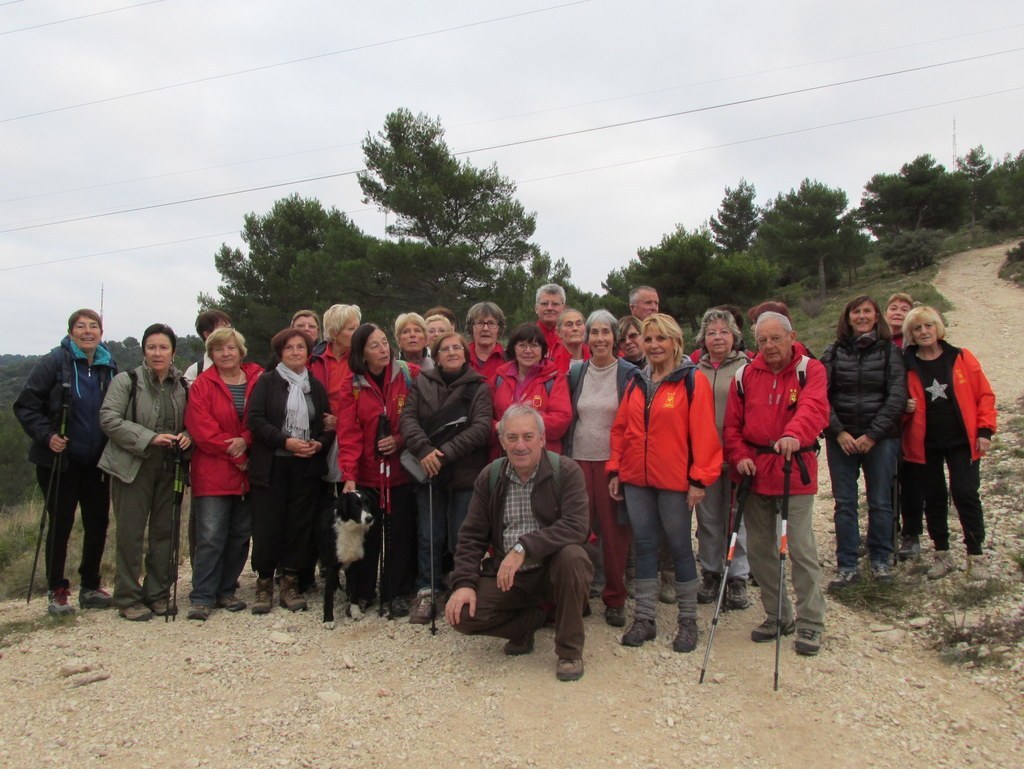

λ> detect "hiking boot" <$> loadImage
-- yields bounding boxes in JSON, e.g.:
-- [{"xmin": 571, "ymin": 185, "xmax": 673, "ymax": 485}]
[
  {"xmin": 279, "ymin": 575, "xmax": 307, "ymax": 612},
  {"xmin": 795, "ymin": 627, "xmax": 823, "ymax": 656},
  {"xmin": 604, "ymin": 605, "xmax": 626, "ymax": 628},
  {"xmin": 620, "ymin": 618, "xmax": 657, "ymax": 647},
  {"xmin": 389, "ymin": 595, "xmax": 410, "ymax": 619},
  {"xmin": 187, "ymin": 604, "xmax": 210, "ymax": 621},
  {"xmin": 697, "ymin": 572, "xmax": 721, "ymax": 604},
  {"xmin": 872, "ymin": 563, "xmax": 895, "ymax": 583},
  {"xmin": 725, "ymin": 578, "xmax": 751, "ymax": 610},
  {"xmin": 120, "ymin": 602, "xmax": 153, "ymax": 622},
  {"xmin": 216, "ymin": 593, "xmax": 247, "ymax": 612},
  {"xmin": 556, "ymin": 657, "xmax": 584, "ymax": 682},
  {"xmin": 504, "ymin": 609, "xmax": 545, "ymax": 656},
  {"xmin": 78, "ymin": 587, "xmax": 112, "ymax": 609},
  {"xmin": 672, "ymin": 617, "xmax": 699, "ymax": 653},
  {"xmin": 751, "ymin": 616, "xmax": 795, "ymax": 643},
  {"xmin": 47, "ymin": 587, "xmax": 75, "ymax": 617},
  {"xmin": 898, "ymin": 535, "xmax": 921, "ymax": 561},
  {"xmin": 967, "ymin": 554, "xmax": 991, "ymax": 581},
  {"xmin": 658, "ymin": 571, "xmax": 675, "ymax": 604},
  {"xmin": 147, "ymin": 599, "xmax": 171, "ymax": 617},
  {"xmin": 251, "ymin": 577, "xmax": 274, "ymax": 615},
  {"xmin": 927, "ymin": 550, "xmax": 957, "ymax": 580},
  {"xmin": 409, "ymin": 590, "xmax": 436, "ymax": 625},
  {"xmin": 827, "ymin": 569, "xmax": 860, "ymax": 592}
]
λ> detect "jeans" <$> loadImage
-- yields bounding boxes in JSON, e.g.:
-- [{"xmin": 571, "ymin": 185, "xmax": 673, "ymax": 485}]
[
  {"xmin": 623, "ymin": 484, "xmax": 697, "ymax": 583},
  {"xmin": 189, "ymin": 494, "xmax": 251, "ymax": 606},
  {"xmin": 826, "ymin": 436, "xmax": 899, "ymax": 570},
  {"xmin": 414, "ymin": 483, "xmax": 472, "ymax": 593}
]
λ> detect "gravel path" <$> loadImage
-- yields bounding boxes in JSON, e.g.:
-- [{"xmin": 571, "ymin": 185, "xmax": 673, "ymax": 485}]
[{"xmin": 1, "ymin": 245, "xmax": 1022, "ymax": 769}]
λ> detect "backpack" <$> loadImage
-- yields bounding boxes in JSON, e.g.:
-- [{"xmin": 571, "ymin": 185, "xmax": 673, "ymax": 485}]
[
  {"xmin": 126, "ymin": 369, "xmax": 188, "ymax": 423},
  {"xmin": 733, "ymin": 355, "xmax": 810, "ymax": 403},
  {"xmin": 489, "ymin": 450, "xmax": 561, "ymax": 493},
  {"xmin": 494, "ymin": 373, "xmax": 554, "ymax": 397},
  {"xmin": 622, "ymin": 365, "xmax": 696, "ymax": 404}
]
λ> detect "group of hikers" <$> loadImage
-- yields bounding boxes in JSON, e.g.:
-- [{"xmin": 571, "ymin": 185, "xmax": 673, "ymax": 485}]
[{"xmin": 13, "ymin": 283, "xmax": 997, "ymax": 681}]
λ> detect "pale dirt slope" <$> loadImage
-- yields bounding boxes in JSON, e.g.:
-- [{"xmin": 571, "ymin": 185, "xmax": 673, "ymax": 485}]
[{"xmin": 1, "ymin": 245, "xmax": 1022, "ymax": 769}]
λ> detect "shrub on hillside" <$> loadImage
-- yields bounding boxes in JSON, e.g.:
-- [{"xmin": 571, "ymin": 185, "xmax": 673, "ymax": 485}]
[{"xmin": 880, "ymin": 229, "xmax": 943, "ymax": 272}]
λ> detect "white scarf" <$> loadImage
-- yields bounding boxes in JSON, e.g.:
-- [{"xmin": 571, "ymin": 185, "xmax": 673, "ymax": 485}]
[{"xmin": 275, "ymin": 362, "xmax": 311, "ymax": 441}]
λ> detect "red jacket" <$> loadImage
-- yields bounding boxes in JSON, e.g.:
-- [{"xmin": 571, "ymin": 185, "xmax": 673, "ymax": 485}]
[
  {"xmin": 723, "ymin": 353, "xmax": 829, "ymax": 496},
  {"xmin": 551, "ymin": 343, "xmax": 591, "ymax": 375},
  {"xmin": 337, "ymin": 360, "xmax": 420, "ymax": 487},
  {"xmin": 902, "ymin": 342, "xmax": 996, "ymax": 464},
  {"xmin": 184, "ymin": 362, "xmax": 263, "ymax": 497},
  {"xmin": 309, "ymin": 345, "xmax": 350, "ymax": 419},
  {"xmin": 468, "ymin": 343, "xmax": 506, "ymax": 380},
  {"xmin": 490, "ymin": 359, "xmax": 571, "ymax": 453},
  {"xmin": 607, "ymin": 364, "xmax": 722, "ymax": 492}
]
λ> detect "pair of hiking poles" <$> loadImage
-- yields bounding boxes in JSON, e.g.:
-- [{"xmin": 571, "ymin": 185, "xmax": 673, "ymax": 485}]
[
  {"xmin": 699, "ymin": 456, "xmax": 793, "ymax": 691},
  {"xmin": 27, "ymin": 390, "xmax": 70, "ymax": 604}
]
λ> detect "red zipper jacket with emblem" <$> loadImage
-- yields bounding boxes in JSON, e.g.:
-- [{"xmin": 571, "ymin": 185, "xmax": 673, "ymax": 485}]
[{"xmin": 489, "ymin": 358, "xmax": 570, "ymax": 453}]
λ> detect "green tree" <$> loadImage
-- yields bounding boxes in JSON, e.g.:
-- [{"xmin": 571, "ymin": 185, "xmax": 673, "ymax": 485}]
[
  {"xmin": 956, "ymin": 145, "xmax": 995, "ymax": 229},
  {"xmin": 709, "ymin": 179, "xmax": 759, "ymax": 254},
  {"xmin": 859, "ymin": 154, "xmax": 968, "ymax": 240},
  {"xmin": 879, "ymin": 229, "xmax": 943, "ymax": 272},
  {"xmin": 760, "ymin": 179, "xmax": 868, "ymax": 299}
]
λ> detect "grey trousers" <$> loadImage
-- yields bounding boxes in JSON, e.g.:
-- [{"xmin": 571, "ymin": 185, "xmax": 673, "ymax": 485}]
[
  {"xmin": 744, "ymin": 492, "xmax": 826, "ymax": 631},
  {"xmin": 111, "ymin": 451, "xmax": 176, "ymax": 609},
  {"xmin": 696, "ymin": 473, "xmax": 750, "ymax": 579}
]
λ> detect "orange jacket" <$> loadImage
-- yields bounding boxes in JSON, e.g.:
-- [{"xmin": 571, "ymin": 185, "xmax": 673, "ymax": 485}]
[
  {"xmin": 607, "ymin": 363, "xmax": 722, "ymax": 492},
  {"xmin": 902, "ymin": 342, "xmax": 996, "ymax": 464}
]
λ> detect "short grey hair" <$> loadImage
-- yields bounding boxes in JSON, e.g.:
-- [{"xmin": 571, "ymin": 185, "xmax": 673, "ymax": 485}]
[
  {"xmin": 694, "ymin": 308, "xmax": 742, "ymax": 350},
  {"xmin": 586, "ymin": 309, "xmax": 618, "ymax": 336},
  {"xmin": 497, "ymin": 404, "xmax": 546, "ymax": 437},
  {"xmin": 754, "ymin": 311, "xmax": 793, "ymax": 335},
  {"xmin": 628, "ymin": 285, "xmax": 658, "ymax": 305},
  {"xmin": 535, "ymin": 283, "xmax": 566, "ymax": 304}
]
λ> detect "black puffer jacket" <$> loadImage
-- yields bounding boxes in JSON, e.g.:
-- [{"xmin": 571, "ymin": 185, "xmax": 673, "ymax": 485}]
[{"xmin": 820, "ymin": 334, "xmax": 907, "ymax": 441}]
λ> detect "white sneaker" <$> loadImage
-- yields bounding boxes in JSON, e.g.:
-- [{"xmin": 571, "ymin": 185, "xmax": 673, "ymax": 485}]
[
  {"xmin": 926, "ymin": 551, "xmax": 956, "ymax": 580},
  {"xmin": 966, "ymin": 554, "xmax": 991, "ymax": 581}
]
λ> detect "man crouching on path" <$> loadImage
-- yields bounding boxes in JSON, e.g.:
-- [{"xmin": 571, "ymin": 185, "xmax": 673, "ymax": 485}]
[{"xmin": 445, "ymin": 404, "xmax": 593, "ymax": 681}]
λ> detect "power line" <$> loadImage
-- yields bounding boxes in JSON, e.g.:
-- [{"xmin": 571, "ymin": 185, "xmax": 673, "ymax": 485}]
[
  {"xmin": 0, "ymin": 0, "xmax": 166, "ymax": 36},
  {"xmin": 2, "ymin": 46, "xmax": 1020, "ymax": 235},
  {"xmin": 0, "ymin": 0, "xmax": 595, "ymax": 124},
  {"xmin": 5, "ymin": 85, "xmax": 1020, "ymax": 274},
  {"xmin": 7, "ymin": 21, "xmax": 1020, "ymax": 206}
]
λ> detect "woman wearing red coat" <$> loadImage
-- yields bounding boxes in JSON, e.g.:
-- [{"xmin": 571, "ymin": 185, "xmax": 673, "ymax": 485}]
[
  {"xmin": 607, "ymin": 314, "xmax": 721, "ymax": 653},
  {"xmin": 337, "ymin": 323, "xmax": 420, "ymax": 617},
  {"xmin": 184, "ymin": 328, "xmax": 263, "ymax": 620},
  {"xmin": 490, "ymin": 323, "xmax": 571, "ymax": 455},
  {"xmin": 901, "ymin": 306, "xmax": 997, "ymax": 580}
]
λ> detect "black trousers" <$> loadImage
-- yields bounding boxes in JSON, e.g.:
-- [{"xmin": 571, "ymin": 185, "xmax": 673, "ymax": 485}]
[
  {"xmin": 344, "ymin": 483, "xmax": 417, "ymax": 603},
  {"xmin": 903, "ymin": 445, "xmax": 985, "ymax": 554},
  {"xmin": 36, "ymin": 460, "xmax": 110, "ymax": 591},
  {"xmin": 249, "ymin": 456, "xmax": 319, "ymax": 578}
]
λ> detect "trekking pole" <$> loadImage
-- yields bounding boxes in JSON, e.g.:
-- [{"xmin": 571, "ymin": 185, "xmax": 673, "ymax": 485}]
[
  {"xmin": 375, "ymin": 413, "xmax": 391, "ymax": 619},
  {"xmin": 428, "ymin": 477, "xmax": 437, "ymax": 636},
  {"xmin": 28, "ymin": 386, "xmax": 70, "ymax": 604},
  {"xmin": 774, "ymin": 456, "xmax": 793, "ymax": 692},
  {"xmin": 166, "ymin": 443, "xmax": 186, "ymax": 622},
  {"xmin": 699, "ymin": 475, "xmax": 752, "ymax": 683}
]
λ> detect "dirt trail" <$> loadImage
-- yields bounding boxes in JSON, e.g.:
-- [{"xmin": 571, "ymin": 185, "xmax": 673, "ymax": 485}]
[{"xmin": 1, "ymin": 246, "xmax": 1022, "ymax": 769}]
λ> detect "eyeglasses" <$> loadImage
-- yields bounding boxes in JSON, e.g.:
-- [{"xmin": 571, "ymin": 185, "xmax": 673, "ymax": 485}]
[
  {"xmin": 537, "ymin": 301, "xmax": 563, "ymax": 308},
  {"xmin": 438, "ymin": 344, "xmax": 464, "ymax": 354},
  {"xmin": 473, "ymin": 320, "xmax": 499, "ymax": 328},
  {"xmin": 515, "ymin": 341, "xmax": 542, "ymax": 350},
  {"xmin": 755, "ymin": 336, "xmax": 787, "ymax": 347}
]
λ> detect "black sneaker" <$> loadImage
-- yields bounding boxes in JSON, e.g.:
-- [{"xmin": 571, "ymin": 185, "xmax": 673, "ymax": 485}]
[
  {"xmin": 697, "ymin": 572, "xmax": 721, "ymax": 604},
  {"xmin": 795, "ymin": 627, "xmax": 823, "ymax": 656},
  {"xmin": 725, "ymin": 578, "xmax": 750, "ymax": 610},
  {"xmin": 827, "ymin": 569, "xmax": 860, "ymax": 593},
  {"xmin": 388, "ymin": 595, "xmax": 410, "ymax": 619},
  {"xmin": 672, "ymin": 617, "xmax": 699, "ymax": 653},
  {"xmin": 750, "ymin": 617, "xmax": 795, "ymax": 643},
  {"xmin": 604, "ymin": 605, "xmax": 626, "ymax": 628},
  {"xmin": 898, "ymin": 535, "xmax": 921, "ymax": 561},
  {"xmin": 620, "ymin": 618, "xmax": 657, "ymax": 647},
  {"xmin": 79, "ymin": 587, "xmax": 112, "ymax": 609}
]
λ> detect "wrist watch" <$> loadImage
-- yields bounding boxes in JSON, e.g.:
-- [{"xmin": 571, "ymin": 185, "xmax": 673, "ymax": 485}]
[{"xmin": 512, "ymin": 542, "xmax": 526, "ymax": 555}]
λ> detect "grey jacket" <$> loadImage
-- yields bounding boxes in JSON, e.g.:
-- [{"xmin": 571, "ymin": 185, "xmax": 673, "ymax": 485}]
[{"xmin": 98, "ymin": 364, "xmax": 189, "ymax": 484}]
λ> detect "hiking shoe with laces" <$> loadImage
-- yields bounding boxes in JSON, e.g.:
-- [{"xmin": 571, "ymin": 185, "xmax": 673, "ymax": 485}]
[
  {"xmin": 697, "ymin": 572, "xmax": 721, "ymax": 604},
  {"xmin": 795, "ymin": 627, "xmax": 823, "ymax": 656},
  {"xmin": 147, "ymin": 598, "xmax": 171, "ymax": 617},
  {"xmin": 898, "ymin": 535, "xmax": 921, "ymax": 561},
  {"xmin": 872, "ymin": 562, "xmax": 895, "ymax": 583},
  {"xmin": 187, "ymin": 604, "xmax": 210, "ymax": 621},
  {"xmin": 751, "ymin": 616, "xmax": 795, "ymax": 643},
  {"xmin": 967, "ymin": 554, "xmax": 991, "ymax": 581},
  {"xmin": 120, "ymin": 602, "xmax": 153, "ymax": 622},
  {"xmin": 672, "ymin": 617, "xmax": 699, "ymax": 653},
  {"xmin": 388, "ymin": 594, "xmax": 410, "ymax": 619},
  {"xmin": 79, "ymin": 587, "xmax": 112, "ymax": 609},
  {"xmin": 927, "ymin": 550, "xmax": 957, "ymax": 580},
  {"xmin": 620, "ymin": 618, "xmax": 657, "ymax": 647},
  {"xmin": 216, "ymin": 593, "xmax": 247, "ymax": 612},
  {"xmin": 827, "ymin": 569, "xmax": 860, "ymax": 592},
  {"xmin": 556, "ymin": 657, "xmax": 584, "ymax": 682},
  {"xmin": 604, "ymin": 605, "xmax": 626, "ymax": 628},
  {"xmin": 725, "ymin": 578, "xmax": 750, "ymax": 610},
  {"xmin": 409, "ymin": 590, "xmax": 436, "ymax": 625},
  {"xmin": 47, "ymin": 587, "xmax": 75, "ymax": 616}
]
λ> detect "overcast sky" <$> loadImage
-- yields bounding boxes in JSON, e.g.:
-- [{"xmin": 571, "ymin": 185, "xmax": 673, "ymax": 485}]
[{"xmin": 2, "ymin": 0, "xmax": 1021, "ymax": 354}]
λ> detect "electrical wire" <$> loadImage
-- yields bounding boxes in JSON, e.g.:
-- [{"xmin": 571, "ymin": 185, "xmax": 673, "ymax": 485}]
[{"xmin": 0, "ymin": 1, "xmax": 165, "ymax": 36}]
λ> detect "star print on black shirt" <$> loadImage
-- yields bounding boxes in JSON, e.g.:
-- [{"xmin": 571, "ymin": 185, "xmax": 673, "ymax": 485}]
[{"xmin": 915, "ymin": 352, "xmax": 966, "ymax": 449}]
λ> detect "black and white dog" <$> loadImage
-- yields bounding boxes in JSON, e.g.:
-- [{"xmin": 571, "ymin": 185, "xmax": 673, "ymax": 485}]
[{"xmin": 320, "ymin": 489, "xmax": 374, "ymax": 628}]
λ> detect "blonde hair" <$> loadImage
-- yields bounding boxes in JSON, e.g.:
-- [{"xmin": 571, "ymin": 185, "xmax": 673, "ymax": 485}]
[
  {"xmin": 424, "ymin": 314, "xmax": 454, "ymax": 333},
  {"xmin": 903, "ymin": 305, "xmax": 946, "ymax": 342},
  {"xmin": 394, "ymin": 312, "xmax": 427, "ymax": 339},
  {"xmin": 640, "ymin": 313, "xmax": 684, "ymax": 367},
  {"xmin": 205, "ymin": 327, "xmax": 247, "ymax": 358},
  {"xmin": 323, "ymin": 304, "xmax": 362, "ymax": 342}
]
